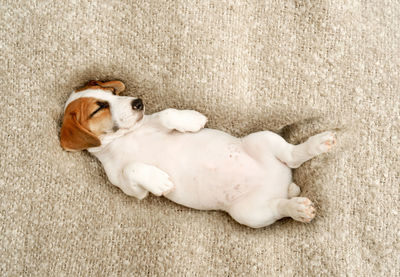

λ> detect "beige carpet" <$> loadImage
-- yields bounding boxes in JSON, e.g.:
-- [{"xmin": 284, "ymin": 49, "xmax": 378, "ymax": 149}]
[{"xmin": 1, "ymin": 0, "xmax": 399, "ymax": 276}]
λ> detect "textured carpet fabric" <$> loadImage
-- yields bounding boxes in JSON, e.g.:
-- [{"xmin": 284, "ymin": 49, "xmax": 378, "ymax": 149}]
[{"xmin": 1, "ymin": 1, "xmax": 399, "ymax": 276}]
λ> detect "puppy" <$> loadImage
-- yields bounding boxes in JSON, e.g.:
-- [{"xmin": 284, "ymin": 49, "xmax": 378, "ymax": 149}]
[{"xmin": 60, "ymin": 80, "xmax": 336, "ymax": 228}]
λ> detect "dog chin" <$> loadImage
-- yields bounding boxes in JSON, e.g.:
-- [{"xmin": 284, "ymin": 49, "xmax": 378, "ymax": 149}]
[
  {"xmin": 117, "ymin": 112, "xmax": 144, "ymax": 131},
  {"xmin": 136, "ymin": 111, "xmax": 144, "ymax": 122}
]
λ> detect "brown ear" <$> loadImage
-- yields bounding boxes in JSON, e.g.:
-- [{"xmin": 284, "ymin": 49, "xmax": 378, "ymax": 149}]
[
  {"xmin": 97, "ymin": 80, "xmax": 125, "ymax": 95},
  {"xmin": 77, "ymin": 80, "xmax": 125, "ymax": 95},
  {"xmin": 60, "ymin": 111, "xmax": 101, "ymax": 151}
]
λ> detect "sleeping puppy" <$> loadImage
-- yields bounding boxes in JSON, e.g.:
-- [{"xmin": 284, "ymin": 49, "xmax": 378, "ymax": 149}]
[{"xmin": 60, "ymin": 80, "xmax": 336, "ymax": 228}]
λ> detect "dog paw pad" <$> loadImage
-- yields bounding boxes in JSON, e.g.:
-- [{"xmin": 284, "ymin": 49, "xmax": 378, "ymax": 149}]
[
  {"xmin": 289, "ymin": 197, "xmax": 316, "ymax": 223},
  {"xmin": 307, "ymin": 131, "xmax": 336, "ymax": 155}
]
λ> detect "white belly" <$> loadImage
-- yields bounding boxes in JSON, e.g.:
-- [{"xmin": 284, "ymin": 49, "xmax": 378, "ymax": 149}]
[{"xmin": 100, "ymin": 128, "xmax": 292, "ymax": 211}]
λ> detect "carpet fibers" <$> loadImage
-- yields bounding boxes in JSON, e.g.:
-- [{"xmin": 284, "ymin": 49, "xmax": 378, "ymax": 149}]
[{"xmin": 1, "ymin": 1, "xmax": 399, "ymax": 276}]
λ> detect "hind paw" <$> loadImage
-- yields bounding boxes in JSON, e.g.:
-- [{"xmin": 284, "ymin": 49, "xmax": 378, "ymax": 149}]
[
  {"xmin": 306, "ymin": 131, "xmax": 336, "ymax": 156},
  {"xmin": 288, "ymin": 197, "xmax": 316, "ymax": 223}
]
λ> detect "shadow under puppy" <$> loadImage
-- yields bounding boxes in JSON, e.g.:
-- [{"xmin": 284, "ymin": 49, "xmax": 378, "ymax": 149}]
[{"xmin": 60, "ymin": 80, "xmax": 336, "ymax": 228}]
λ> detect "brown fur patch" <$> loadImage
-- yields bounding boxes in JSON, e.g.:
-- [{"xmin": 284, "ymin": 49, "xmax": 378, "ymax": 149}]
[
  {"xmin": 60, "ymin": 97, "xmax": 112, "ymax": 151},
  {"xmin": 75, "ymin": 80, "xmax": 125, "ymax": 95}
]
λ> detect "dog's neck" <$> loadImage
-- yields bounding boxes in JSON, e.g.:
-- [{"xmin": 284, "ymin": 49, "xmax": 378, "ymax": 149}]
[{"xmin": 88, "ymin": 115, "xmax": 147, "ymax": 154}]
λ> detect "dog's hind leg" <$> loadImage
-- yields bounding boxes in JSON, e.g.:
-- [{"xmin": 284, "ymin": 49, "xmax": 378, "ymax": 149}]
[
  {"xmin": 242, "ymin": 131, "xmax": 336, "ymax": 168},
  {"xmin": 228, "ymin": 196, "xmax": 316, "ymax": 228}
]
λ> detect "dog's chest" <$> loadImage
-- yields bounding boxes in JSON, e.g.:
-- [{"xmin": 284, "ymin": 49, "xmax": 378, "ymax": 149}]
[{"xmin": 103, "ymin": 127, "xmax": 244, "ymax": 170}]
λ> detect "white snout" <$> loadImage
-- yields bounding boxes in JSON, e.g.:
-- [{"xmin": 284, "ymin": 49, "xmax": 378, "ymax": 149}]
[{"xmin": 110, "ymin": 96, "xmax": 144, "ymax": 129}]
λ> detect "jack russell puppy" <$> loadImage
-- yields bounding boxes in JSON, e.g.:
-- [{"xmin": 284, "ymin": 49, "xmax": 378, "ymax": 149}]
[{"xmin": 60, "ymin": 80, "xmax": 336, "ymax": 228}]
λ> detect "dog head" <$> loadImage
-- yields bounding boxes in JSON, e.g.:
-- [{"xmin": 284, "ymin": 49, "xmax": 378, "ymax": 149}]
[{"xmin": 60, "ymin": 80, "xmax": 144, "ymax": 151}]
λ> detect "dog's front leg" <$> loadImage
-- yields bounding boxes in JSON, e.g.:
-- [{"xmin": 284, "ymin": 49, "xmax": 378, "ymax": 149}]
[
  {"xmin": 121, "ymin": 162, "xmax": 175, "ymax": 199},
  {"xmin": 157, "ymin": 108, "xmax": 207, "ymax": 133}
]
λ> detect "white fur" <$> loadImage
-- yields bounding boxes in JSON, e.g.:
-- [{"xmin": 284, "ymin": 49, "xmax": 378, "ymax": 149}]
[{"xmin": 66, "ymin": 89, "xmax": 336, "ymax": 228}]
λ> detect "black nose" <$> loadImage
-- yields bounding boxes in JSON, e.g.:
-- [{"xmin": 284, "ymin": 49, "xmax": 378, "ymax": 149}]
[{"xmin": 131, "ymin": 98, "xmax": 143, "ymax": 110}]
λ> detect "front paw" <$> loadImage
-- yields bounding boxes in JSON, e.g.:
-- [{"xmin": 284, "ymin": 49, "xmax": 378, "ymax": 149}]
[
  {"xmin": 124, "ymin": 163, "xmax": 175, "ymax": 196},
  {"xmin": 148, "ymin": 168, "xmax": 175, "ymax": 196},
  {"xmin": 162, "ymin": 109, "xmax": 207, "ymax": 133},
  {"xmin": 176, "ymin": 111, "xmax": 207, "ymax": 132}
]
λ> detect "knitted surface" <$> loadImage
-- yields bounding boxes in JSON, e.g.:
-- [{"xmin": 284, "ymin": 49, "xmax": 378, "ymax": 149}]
[{"xmin": 1, "ymin": 1, "xmax": 399, "ymax": 276}]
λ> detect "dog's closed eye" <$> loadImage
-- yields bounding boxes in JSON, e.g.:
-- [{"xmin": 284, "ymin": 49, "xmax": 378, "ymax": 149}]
[{"xmin": 90, "ymin": 101, "xmax": 109, "ymax": 118}]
